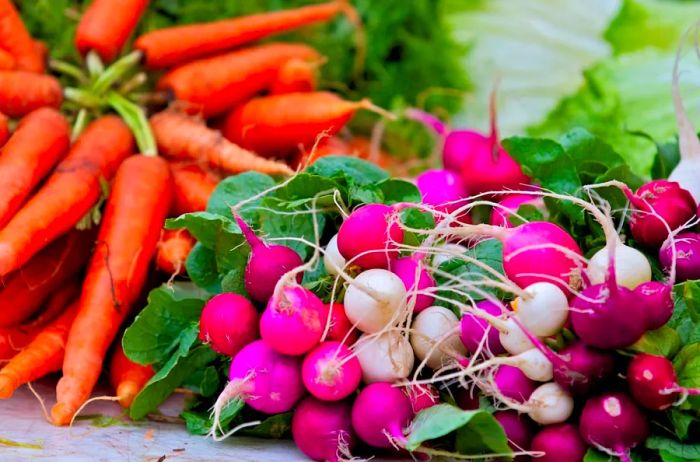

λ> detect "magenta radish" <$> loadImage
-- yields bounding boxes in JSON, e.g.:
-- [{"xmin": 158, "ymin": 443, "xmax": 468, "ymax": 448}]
[
  {"xmin": 390, "ymin": 255, "xmax": 435, "ymax": 313},
  {"xmin": 514, "ymin": 282, "xmax": 569, "ymax": 337},
  {"xmin": 354, "ymin": 331, "xmax": 414, "ymax": 383},
  {"xmin": 659, "ymin": 232, "xmax": 700, "ymax": 282},
  {"xmin": 635, "ymin": 281, "xmax": 674, "ymax": 330},
  {"xmin": 323, "ymin": 234, "xmax": 346, "ymax": 276},
  {"xmin": 198, "ymin": 293, "xmax": 259, "ymax": 357},
  {"xmin": 337, "ymin": 204, "xmax": 403, "ymax": 269},
  {"xmin": 442, "ymin": 130, "xmax": 485, "ymax": 172},
  {"xmin": 260, "ymin": 286, "xmax": 328, "ymax": 356},
  {"xmin": 493, "ymin": 365, "xmax": 537, "ymax": 403},
  {"xmin": 343, "ymin": 269, "xmax": 406, "ymax": 333},
  {"xmin": 292, "ymin": 397, "xmax": 356, "ymax": 462},
  {"xmin": 404, "ymin": 108, "xmax": 448, "ymax": 137},
  {"xmin": 627, "ymin": 353, "xmax": 700, "ymax": 411},
  {"xmin": 530, "ymin": 424, "xmax": 587, "ymax": 462},
  {"xmin": 351, "ymin": 382, "xmax": 413, "ymax": 448},
  {"xmin": 494, "ymin": 410, "xmax": 535, "ymax": 456},
  {"xmin": 235, "ymin": 215, "xmax": 303, "ymax": 303},
  {"xmin": 410, "ymin": 306, "xmax": 466, "ymax": 369},
  {"xmin": 453, "ymin": 386, "xmax": 480, "ymax": 410},
  {"xmin": 406, "ymin": 384, "xmax": 439, "ymax": 413},
  {"xmin": 526, "ymin": 382, "xmax": 574, "ymax": 425},
  {"xmin": 624, "ymin": 180, "xmax": 696, "ymax": 248},
  {"xmin": 302, "ymin": 342, "xmax": 361, "ymax": 402},
  {"xmin": 586, "ymin": 242, "xmax": 652, "ymax": 289},
  {"xmin": 228, "ymin": 340, "xmax": 305, "ymax": 414},
  {"xmin": 323, "ymin": 302, "xmax": 358, "ymax": 346},
  {"xmin": 460, "ymin": 300, "xmax": 506, "ymax": 355},
  {"xmin": 415, "ymin": 168, "xmax": 468, "ymax": 215},
  {"xmin": 490, "ymin": 194, "xmax": 546, "ymax": 228},
  {"xmin": 460, "ymin": 142, "xmax": 530, "ymax": 197},
  {"xmin": 579, "ymin": 392, "xmax": 648, "ymax": 462}
]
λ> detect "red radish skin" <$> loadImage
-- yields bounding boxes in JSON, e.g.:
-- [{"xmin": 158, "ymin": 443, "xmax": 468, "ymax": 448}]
[
  {"xmin": 627, "ymin": 353, "xmax": 700, "ymax": 411},
  {"xmin": 236, "ymin": 215, "xmax": 303, "ymax": 303},
  {"xmin": 260, "ymin": 286, "xmax": 328, "ymax": 356},
  {"xmin": 659, "ymin": 232, "xmax": 700, "ymax": 282},
  {"xmin": 337, "ymin": 204, "xmax": 403, "ymax": 269},
  {"xmin": 494, "ymin": 410, "xmax": 535, "ymax": 458},
  {"xmin": 323, "ymin": 303, "xmax": 358, "ymax": 346},
  {"xmin": 493, "ymin": 364, "xmax": 537, "ymax": 403},
  {"xmin": 579, "ymin": 392, "xmax": 648, "ymax": 462},
  {"xmin": 415, "ymin": 169, "xmax": 468, "ymax": 215},
  {"xmin": 460, "ymin": 300, "xmax": 506, "ymax": 355},
  {"xmin": 292, "ymin": 397, "xmax": 356, "ymax": 462},
  {"xmin": 531, "ymin": 424, "xmax": 587, "ymax": 462},
  {"xmin": 442, "ymin": 130, "xmax": 483, "ymax": 172},
  {"xmin": 452, "ymin": 386, "xmax": 480, "ymax": 410},
  {"xmin": 460, "ymin": 142, "xmax": 530, "ymax": 197},
  {"xmin": 301, "ymin": 342, "xmax": 361, "ymax": 402},
  {"xmin": 490, "ymin": 194, "xmax": 546, "ymax": 228},
  {"xmin": 406, "ymin": 384, "xmax": 439, "ymax": 413},
  {"xmin": 228, "ymin": 340, "xmax": 305, "ymax": 414},
  {"xmin": 198, "ymin": 293, "xmax": 258, "ymax": 357},
  {"xmin": 350, "ymin": 382, "xmax": 413, "ymax": 448},
  {"xmin": 635, "ymin": 281, "xmax": 674, "ymax": 330},
  {"xmin": 390, "ymin": 256, "xmax": 435, "ymax": 313}
]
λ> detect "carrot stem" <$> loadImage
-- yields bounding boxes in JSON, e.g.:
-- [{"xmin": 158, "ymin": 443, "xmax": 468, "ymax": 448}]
[
  {"xmin": 107, "ymin": 91, "xmax": 156, "ymax": 156},
  {"xmin": 91, "ymin": 50, "xmax": 142, "ymax": 95},
  {"xmin": 85, "ymin": 50, "xmax": 104, "ymax": 79}
]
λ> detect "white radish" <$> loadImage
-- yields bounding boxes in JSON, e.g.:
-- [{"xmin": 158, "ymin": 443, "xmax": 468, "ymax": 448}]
[
  {"xmin": 527, "ymin": 382, "xmax": 574, "ymax": 425},
  {"xmin": 410, "ymin": 306, "xmax": 466, "ymax": 369},
  {"xmin": 587, "ymin": 243, "xmax": 651, "ymax": 290},
  {"xmin": 514, "ymin": 282, "xmax": 569, "ymax": 337},
  {"xmin": 499, "ymin": 317, "xmax": 533, "ymax": 355},
  {"xmin": 344, "ymin": 269, "xmax": 406, "ymax": 333},
  {"xmin": 323, "ymin": 234, "xmax": 346, "ymax": 276},
  {"xmin": 432, "ymin": 243, "xmax": 468, "ymax": 267},
  {"xmin": 508, "ymin": 349, "xmax": 553, "ymax": 382},
  {"xmin": 354, "ymin": 331, "xmax": 414, "ymax": 384}
]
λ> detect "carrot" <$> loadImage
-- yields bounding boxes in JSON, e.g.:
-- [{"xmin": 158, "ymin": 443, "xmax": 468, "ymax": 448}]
[
  {"xmin": 0, "ymin": 48, "xmax": 15, "ymax": 70},
  {"xmin": 156, "ymin": 229, "xmax": 195, "ymax": 275},
  {"xmin": 150, "ymin": 111, "xmax": 293, "ymax": 176},
  {"xmin": 32, "ymin": 40, "xmax": 48, "ymax": 64},
  {"xmin": 109, "ymin": 343, "xmax": 154, "ymax": 408},
  {"xmin": 0, "ymin": 302, "xmax": 78, "ymax": 399},
  {"xmin": 0, "ymin": 116, "xmax": 133, "ymax": 278},
  {"xmin": 26, "ymin": 280, "xmax": 82, "ymax": 328},
  {"xmin": 0, "ymin": 108, "xmax": 71, "ymax": 228},
  {"xmin": 52, "ymin": 154, "xmax": 172, "ymax": 426},
  {"xmin": 270, "ymin": 57, "xmax": 319, "ymax": 95},
  {"xmin": 157, "ymin": 43, "xmax": 320, "ymax": 116},
  {"xmin": 0, "ymin": 0, "xmax": 45, "ymax": 73},
  {"xmin": 290, "ymin": 135, "xmax": 352, "ymax": 169},
  {"xmin": 0, "ymin": 231, "xmax": 93, "ymax": 327},
  {"xmin": 170, "ymin": 161, "xmax": 219, "ymax": 215},
  {"xmin": 75, "ymin": 0, "xmax": 149, "ymax": 63},
  {"xmin": 0, "ymin": 327, "xmax": 34, "ymax": 362},
  {"xmin": 222, "ymin": 92, "xmax": 378, "ymax": 156},
  {"xmin": 0, "ymin": 71, "xmax": 62, "ymax": 118},
  {"xmin": 0, "ymin": 111, "xmax": 9, "ymax": 146}
]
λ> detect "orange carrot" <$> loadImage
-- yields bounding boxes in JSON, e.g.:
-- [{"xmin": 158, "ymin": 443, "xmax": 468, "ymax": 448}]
[
  {"xmin": 222, "ymin": 91, "xmax": 373, "ymax": 156},
  {"xmin": 0, "ymin": 231, "xmax": 93, "ymax": 327},
  {"xmin": 150, "ymin": 111, "xmax": 293, "ymax": 176},
  {"xmin": 0, "ymin": 48, "xmax": 15, "ymax": 70},
  {"xmin": 135, "ymin": 1, "xmax": 348, "ymax": 69},
  {"xmin": 52, "ymin": 154, "xmax": 172, "ymax": 426},
  {"xmin": 0, "ymin": 302, "xmax": 78, "ymax": 399},
  {"xmin": 109, "ymin": 343, "xmax": 154, "ymax": 408},
  {"xmin": 26, "ymin": 280, "xmax": 82, "ymax": 328},
  {"xmin": 75, "ymin": 0, "xmax": 149, "ymax": 63},
  {"xmin": 157, "ymin": 43, "xmax": 320, "ymax": 116},
  {"xmin": 170, "ymin": 161, "xmax": 219, "ymax": 215},
  {"xmin": 0, "ymin": 116, "xmax": 133, "ymax": 278},
  {"xmin": 270, "ymin": 57, "xmax": 319, "ymax": 95},
  {"xmin": 0, "ymin": 111, "xmax": 9, "ymax": 146},
  {"xmin": 0, "ymin": 108, "xmax": 71, "ymax": 228},
  {"xmin": 0, "ymin": 1, "xmax": 45, "ymax": 72},
  {"xmin": 32, "ymin": 40, "xmax": 48, "ymax": 64},
  {"xmin": 0, "ymin": 71, "xmax": 62, "ymax": 118},
  {"xmin": 156, "ymin": 229, "xmax": 195, "ymax": 275}
]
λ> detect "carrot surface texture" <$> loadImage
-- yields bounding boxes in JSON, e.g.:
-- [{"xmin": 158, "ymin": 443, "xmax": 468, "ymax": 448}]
[
  {"xmin": 0, "ymin": 49, "xmax": 15, "ymax": 70},
  {"xmin": 0, "ymin": 71, "xmax": 62, "ymax": 118},
  {"xmin": 52, "ymin": 154, "xmax": 173, "ymax": 426},
  {"xmin": 0, "ymin": 108, "xmax": 71, "ymax": 228},
  {"xmin": 270, "ymin": 57, "xmax": 319, "ymax": 95},
  {"xmin": 0, "ymin": 111, "xmax": 9, "ymax": 146},
  {"xmin": 157, "ymin": 43, "xmax": 320, "ymax": 117},
  {"xmin": 0, "ymin": 301, "xmax": 78, "ymax": 399},
  {"xmin": 156, "ymin": 229, "xmax": 195, "ymax": 275},
  {"xmin": 135, "ymin": 1, "xmax": 348, "ymax": 69},
  {"xmin": 150, "ymin": 111, "xmax": 293, "ymax": 176},
  {"xmin": 0, "ymin": 0, "xmax": 45, "ymax": 72},
  {"xmin": 0, "ymin": 231, "xmax": 93, "ymax": 327},
  {"xmin": 0, "ymin": 116, "xmax": 133, "ymax": 278},
  {"xmin": 170, "ymin": 162, "xmax": 219, "ymax": 215},
  {"xmin": 75, "ymin": 0, "xmax": 149, "ymax": 63},
  {"xmin": 109, "ymin": 343, "xmax": 154, "ymax": 408}
]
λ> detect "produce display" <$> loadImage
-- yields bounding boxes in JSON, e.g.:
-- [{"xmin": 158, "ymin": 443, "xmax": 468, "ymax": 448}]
[{"xmin": 2, "ymin": 1, "xmax": 700, "ymax": 462}]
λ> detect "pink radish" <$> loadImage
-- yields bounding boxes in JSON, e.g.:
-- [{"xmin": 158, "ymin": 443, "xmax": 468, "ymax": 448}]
[
  {"xmin": 627, "ymin": 353, "xmax": 700, "ymax": 411},
  {"xmin": 659, "ymin": 232, "xmax": 700, "ymax": 282},
  {"xmin": 494, "ymin": 410, "xmax": 535, "ymax": 457},
  {"xmin": 198, "ymin": 293, "xmax": 258, "ymax": 357},
  {"xmin": 460, "ymin": 300, "xmax": 506, "ymax": 355},
  {"xmin": 490, "ymin": 193, "xmax": 546, "ymax": 228},
  {"xmin": 406, "ymin": 384, "xmax": 439, "ymax": 413},
  {"xmin": 323, "ymin": 302, "xmax": 358, "ymax": 345},
  {"xmin": 415, "ymin": 168, "xmax": 468, "ymax": 215},
  {"xmin": 390, "ymin": 255, "xmax": 435, "ymax": 313},
  {"xmin": 292, "ymin": 397, "xmax": 355, "ymax": 462},
  {"xmin": 634, "ymin": 281, "xmax": 673, "ymax": 330},
  {"xmin": 235, "ymin": 215, "xmax": 303, "ymax": 303},
  {"xmin": 443, "ymin": 130, "xmax": 486, "ymax": 173},
  {"xmin": 301, "ymin": 341, "xmax": 361, "ymax": 402},
  {"xmin": 452, "ymin": 386, "xmax": 480, "ymax": 410},
  {"xmin": 337, "ymin": 204, "xmax": 403, "ymax": 269},
  {"xmin": 531, "ymin": 424, "xmax": 587, "ymax": 462},
  {"xmin": 493, "ymin": 364, "xmax": 537, "ymax": 403},
  {"xmin": 350, "ymin": 382, "xmax": 413, "ymax": 448}
]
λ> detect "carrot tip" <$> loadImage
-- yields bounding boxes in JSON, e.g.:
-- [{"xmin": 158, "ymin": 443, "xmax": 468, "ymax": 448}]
[{"xmin": 50, "ymin": 403, "xmax": 74, "ymax": 426}]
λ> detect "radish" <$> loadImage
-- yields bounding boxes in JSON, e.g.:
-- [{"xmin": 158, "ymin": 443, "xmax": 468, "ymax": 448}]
[
  {"xmin": 490, "ymin": 194, "xmax": 546, "ymax": 228},
  {"xmin": 634, "ymin": 281, "xmax": 673, "ymax": 330},
  {"xmin": 513, "ymin": 282, "xmax": 569, "ymax": 337},
  {"xmin": 624, "ymin": 180, "xmax": 696, "ymax": 248},
  {"xmin": 323, "ymin": 302, "xmax": 358, "ymax": 346},
  {"xmin": 579, "ymin": 392, "xmax": 648, "ymax": 462},
  {"xmin": 323, "ymin": 234, "xmax": 346, "ymax": 276},
  {"xmin": 406, "ymin": 383, "xmax": 439, "ymax": 413},
  {"xmin": 493, "ymin": 365, "xmax": 537, "ymax": 403},
  {"xmin": 302, "ymin": 342, "xmax": 362, "ymax": 402},
  {"xmin": 460, "ymin": 300, "xmax": 506, "ymax": 355},
  {"xmin": 354, "ymin": 331, "xmax": 414, "ymax": 383},
  {"xmin": 410, "ymin": 306, "xmax": 466, "ymax": 369},
  {"xmin": 452, "ymin": 385, "xmax": 480, "ymax": 410},
  {"xmin": 198, "ymin": 293, "xmax": 259, "ymax": 357},
  {"xmin": 432, "ymin": 243, "xmax": 468, "ymax": 267},
  {"xmin": 235, "ymin": 215, "xmax": 303, "ymax": 303},
  {"xmin": 627, "ymin": 353, "xmax": 700, "ymax": 411},
  {"xmin": 260, "ymin": 286, "xmax": 328, "ymax": 356},
  {"xmin": 530, "ymin": 424, "xmax": 587, "ymax": 462},
  {"xmin": 494, "ymin": 410, "xmax": 535, "ymax": 456},
  {"xmin": 343, "ymin": 269, "xmax": 406, "ymax": 334},
  {"xmin": 337, "ymin": 204, "xmax": 403, "ymax": 269},
  {"xmin": 390, "ymin": 256, "xmax": 435, "ymax": 313},
  {"xmin": 586, "ymin": 242, "xmax": 652, "ymax": 290},
  {"xmin": 292, "ymin": 397, "xmax": 355, "ymax": 462},
  {"xmin": 506, "ymin": 348, "xmax": 553, "ymax": 382},
  {"xmin": 526, "ymin": 382, "xmax": 574, "ymax": 425},
  {"xmin": 415, "ymin": 168, "xmax": 468, "ymax": 214},
  {"xmin": 499, "ymin": 318, "xmax": 534, "ymax": 355},
  {"xmin": 227, "ymin": 340, "xmax": 305, "ymax": 414},
  {"xmin": 442, "ymin": 130, "xmax": 485, "ymax": 173},
  {"xmin": 659, "ymin": 232, "xmax": 700, "ymax": 282},
  {"xmin": 350, "ymin": 382, "xmax": 413, "ymax": 448}
]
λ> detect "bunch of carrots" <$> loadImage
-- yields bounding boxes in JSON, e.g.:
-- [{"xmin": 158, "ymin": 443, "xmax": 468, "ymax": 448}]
[{"xmin": 0, "ymin": 0, "xmax": 390, "ymax": 426}]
